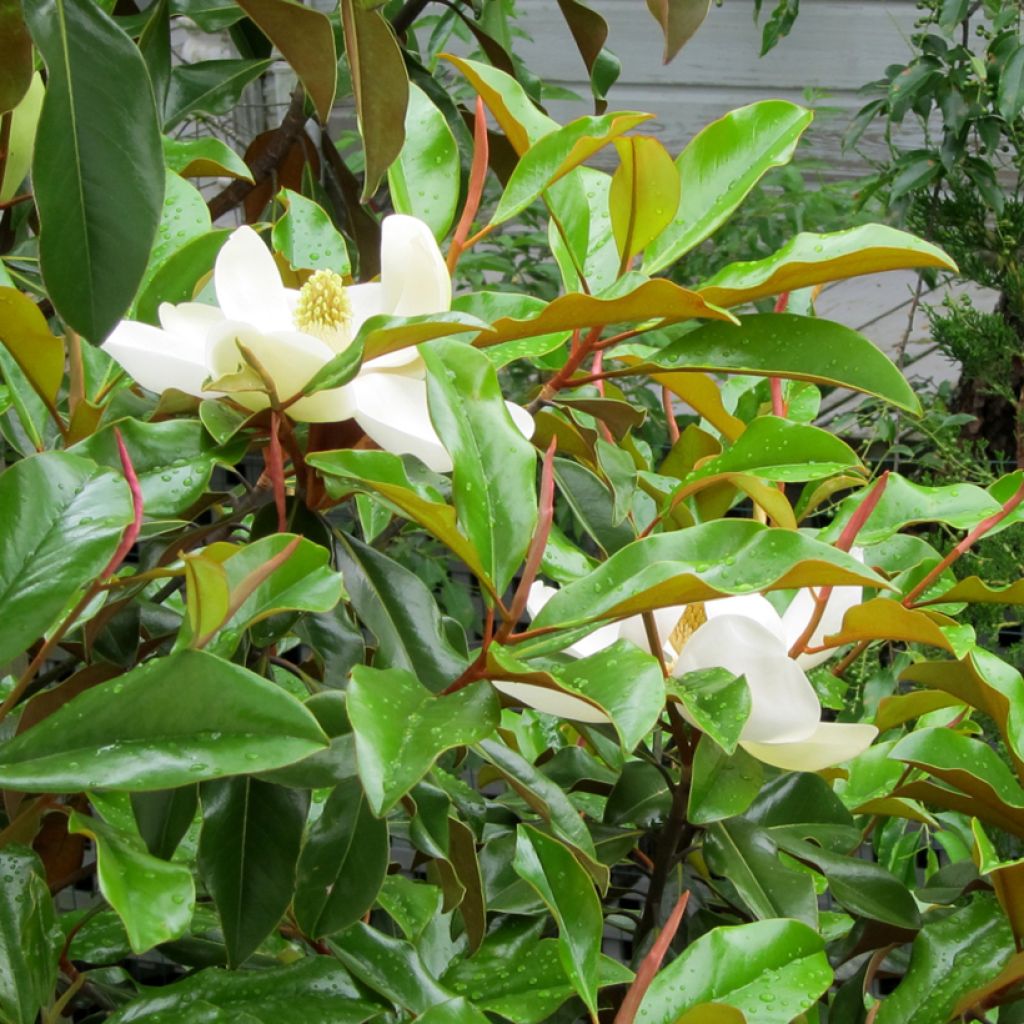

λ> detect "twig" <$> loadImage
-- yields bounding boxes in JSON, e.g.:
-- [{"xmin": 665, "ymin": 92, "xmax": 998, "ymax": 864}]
[
  {"xmin": 613, "ymin": 892, "xmax": 690, "ymax": 1024},
  {"xmin": 447, "ymin": 95, "xmax": 489, "ymax": 274},
  {"xmin": 788, "ymin": 471, "xmax": 889, "ymax": 659},
  {"xmin": 207, "ymin": 85, "xmax": 308, "ymax": 222},
  {"xmin": 903, "ymin": 477, "xmax": 1024, "ymax": 606},
  {"xmin": 498, "ymin": 438, "xmax": 557, "ymax": 640}
]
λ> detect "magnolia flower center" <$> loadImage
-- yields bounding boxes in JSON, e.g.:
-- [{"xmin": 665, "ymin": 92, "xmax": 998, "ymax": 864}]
[
  {"xmin": 667, "ymin": 603, "xmax": 707, "ymax": 671},
  {"xmin": 294, "ymin": 269, "xmax": 353, "ymax": 351}
]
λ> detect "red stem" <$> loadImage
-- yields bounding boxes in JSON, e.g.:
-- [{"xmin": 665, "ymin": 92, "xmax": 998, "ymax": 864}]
[
  {"xmin": 103, "ymin": 428, "xmax": 144, "ymax": 578},
  {"xmin": 613, "ymin": 892, "xmax": 690, "ymax": 1024},
  {"xmin": 903, "ymin": 477, "xmax": 1024, "ymax": 606},
  {"xmin": 267, "ymin": 412, "xmax": 288, "ymax": 533},
  {"xmin": 662, "ymin": 386, "xmax": 680, "ymax": 445},
  {"xmin": 787, "ymin": 471, "xmax": 889, "ymax": 659},
  {"xmin": 447, "ymin": 95, "xmax": 489, "ymax": 273},
  {"xmin": 498, "ymin": 438, "xmax": 557, "ymax": 640}
]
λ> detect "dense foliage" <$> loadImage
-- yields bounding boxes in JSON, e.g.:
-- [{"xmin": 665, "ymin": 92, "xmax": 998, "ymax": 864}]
[{"xmin": 2, "ymin": 1, "xmax": 1024, "ymax": 1022}]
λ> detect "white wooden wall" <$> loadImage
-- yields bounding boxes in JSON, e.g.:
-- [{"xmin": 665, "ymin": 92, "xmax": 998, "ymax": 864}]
[{"xmin": 513, "ymin": 0, "xmax": 921, "ymax": 171}]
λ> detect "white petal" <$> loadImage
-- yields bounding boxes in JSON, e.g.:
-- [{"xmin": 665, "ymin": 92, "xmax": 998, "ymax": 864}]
[
  {"xmin": 103, "ymin": 320, "xmax": 211, "ymax": 397},
  {"xmin": 158, "ymin": 302, "xmax": 223, "ymax": 349},
  {"xmin": 673, "ymin": 615, "xmax": 821, "ymax": 744},
  {"xmin": 379, "ymin": 214, "xmax": 452, "ymax": 317},
  {"xmin": 214, "ymin": 226, "xmax": 292, "ymax": 331},
  {"xmin": 349, "ymin": 371, "xmax": 451, "ymax": 472},
  {"xmin": 705, "ymin": 592, "xmax": 787, "ymax": 639},
  {"xmin": 491, "ymin": 681, "xmax": 611, "ymax": 724},
  {"xmin": 206, "ymin": 321, "xmax": 355, "ymax": 421},
  {"xmin": 568, "ymin": 620, "xmax": 623, "ymax": 659},
  {"xmin": 346, "ymin": 281, "xmax": 386, "ymax": 338},
  {"xmin": 526, "ymin": 581, "xmax": 557, "ymax": 619},
  {"xmin": 506, "ymin": 402, "xmax": 535, "ymax": 441},
  {"xmin": 741, "ymin": 722, "xmax": 878, "ymax": 772}
]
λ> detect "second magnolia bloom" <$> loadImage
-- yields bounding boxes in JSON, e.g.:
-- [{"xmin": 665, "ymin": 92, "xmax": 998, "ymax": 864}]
[
  {"xmin": 493, "ymin": 575, "xmax": 877, "ymax": 772},
  {"xmin": 103, "ymin": 214, "xmax": 530, "ymax": 473}
]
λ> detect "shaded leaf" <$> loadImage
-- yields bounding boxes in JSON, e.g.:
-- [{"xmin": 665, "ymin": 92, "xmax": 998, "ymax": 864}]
[
  {"xmin": 197, "ymin": 777, "xmax": 307, "ymax": 965},
  {"xmin": 294, "ymin": 776, "xmax": 388, "ymax": 937},
  {"xmin": 25, "ymin": 0, "xmax": 164, "ymax": 341}
]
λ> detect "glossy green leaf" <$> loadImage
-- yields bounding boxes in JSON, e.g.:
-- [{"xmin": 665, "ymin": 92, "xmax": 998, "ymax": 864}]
[
  {"xmin": 422, "ymin": 339, "xmax": 538, "ymax": 594},
  {"xmin": 198, "ymin": 534, "xmax": 344, "ymax": 654},
  {"xmin": 512, "ymin": 825, "xmax": 602, "ymax": 1018},
  {"xmin": 774, "ymin": 834, "xmax": 920, "ymax": 929},
  {"xmin": 135, "ymin": 170, "xmax": 210, "ymax": 304},
  {"xmin": 687, "ymin": 738, "xmax": 763, "ymax": 824},
  {"xmin": 412, "ymin": 1000, "xmax": 489, "ymax": 1024},
  {"xmin": 330, "ymin": 922, "xmax": 453, "ymax": 1013},
  {"xmin": 138, "ymin": 0, "xmax": 170, "ymax": 112},
  {"xmin": 0, "ymin": 650, "xmax": 328, "ymax": 791},
  {"xmin": 335, "ymin": 533, "xmax": 469, "ymax": 692},
  {"xmin": 477, "ymin": 739, "xmax": 605, "ymax": 886},
  {"xmin": 162, "ymin": 134, "xmax": 253, "ymax": 181},
  {"xmin": 340, "ymin": 0, "xmax": 408, "ymax": 201},
  {"xmin": 134, "ymin": 228, "xmax": 231, "ymax": 326},
  {"xmin": 197, "ymin": 778, "xmax": 307, "ymax": 965},
  {"xmin": 235, "ymin": 0, "xmax": 335, "ymax": 120},
  {"xmin": 609, "ymin": 135, "xmax": 680, "ymax": 268},
  {"xmin": 0, "ymin": 847, "xmax": 60, "ymax": 1024},
  {"xmin": 669, "ymin": 669, "xmax": 751, "ymax": 755},
  {"xmin": 891, "ymin": 727, "xmax": 1024, "ymax": 837},
  {"xmin": 453, "ymin": 290, "xmax": 568, "ymax": 367},
  {"xmin": 442, "ymin": 920, "xmax": 632, "ymax": 1024},
  {"xmin": 272, "ymin": 189, "xmax": 350, "ymax": 276},
  {"xmin": 68, "ymin": 810, "xmax": 194, "ymax": 953},
  {"xmin": 0, "ymin": 452, "xmax": 132, "ymax": 665},
  {"xmin": 388, "ymin": 83, "xmax": 460, "ymax": 241},
  {"xmin": 639, "ymin": 919, "xmax": 832, "ymax": 1024},
  {"xmin": 163, "ymin": 58, "xmax": 273, "ymax": 129},
  {"xmin": 479, "ymin": 279, "xmax": 736, "ymax": 346},
  {"xmin": 25, "ymin": 0, "xmax": 164, "ymax": 342},
  {"xmin": 685, "ymin": 416, "xmax": 862, "ymax": 484},
  {"xmin": 358, "ymin": 310, "xmax": 488, "ymax": 364},
  {"xmin": 644, "ymin": 101, "xmax": 813, "ymax": 272},
  {"xmin": 819, "ymin": 473, "xmax": 1000, "ymax": 545},
  {"xmin": 698, "ymin": 225, "xmax": 957, "ymax": 309},
  {"xmin": 106, "ymin": 957, "xmax": 378, "ymax": 1023},
  {"xmin": 531, "ymin": 519, "xmax": 885, "ymax": 630},
  {"xmin": 901, "ymin": 649, "xmax": 1024, "ymax": 772},
  {"xmin": 309, "ymin": 450, "xmax": 491, "ymax": 588},
  {"xmin": 443, "ymin": 55, "xmax": 557, "ymax": 156},
  {"xmin": 704, "ymin": 819, "xmax": 817, "ymax": 923},
  {"xmin": 131, "ymin": 786, "xmax": 198, "ymax": 860},
  {"xmin": 348, "ymin": 665, "xmax": 499, "ymax": 815},
  {"xmin": 73, "ymin": 418, "xmax": 238, "ymax": 518},
  {"xmin": 493, "ymin": 111, "xmax": 651, "ymax": 225},
  {"xmin": 487, "ymin": 641, "xmax": 665, "ymax": 752},
  {"xmin": 294, "ymin": 776, "xmax": 388, "ymax": 937},
  {"xmin": 876, "ymin": 894, "xmax": 1014, "ymax": 1024},
  {"xmin": 604, "ymin": 760, "xmax": 672, "ymax": 827},
  {"xmin": 630, "ymin": 314, "xmax": 920, "ymax": 414}
]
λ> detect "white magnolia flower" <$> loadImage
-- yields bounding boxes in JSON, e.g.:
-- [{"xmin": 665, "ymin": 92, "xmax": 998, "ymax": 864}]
[
  {"xmin": 493, "ymin": 569, "xmax": 877, "ymax": 772},
  {"xmin": 104, "ymin": 215, "xmax": 527, "ymax": 473}
]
